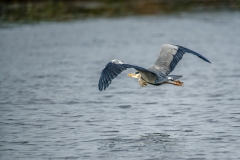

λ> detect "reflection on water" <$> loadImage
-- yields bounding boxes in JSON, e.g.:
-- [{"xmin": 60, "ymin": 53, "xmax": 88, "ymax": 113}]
[
  {"xmin": 97, "ymin": 133, "xmax": 178, "ymax": 159},
  {"xmin": 1, "ymin": 12, "xmax": 240, "ymax": 160}
]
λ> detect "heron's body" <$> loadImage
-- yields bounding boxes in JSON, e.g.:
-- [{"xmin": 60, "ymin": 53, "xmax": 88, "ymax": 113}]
[{"xmin": 98, "ymin": 44, "xmax": 211, "ymax": 91}]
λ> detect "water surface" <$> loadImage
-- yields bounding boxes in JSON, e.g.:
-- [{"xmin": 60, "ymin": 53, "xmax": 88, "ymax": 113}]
[{"xmin": 1, "ymin": 12, "xmax": 240, "ymax": 160}]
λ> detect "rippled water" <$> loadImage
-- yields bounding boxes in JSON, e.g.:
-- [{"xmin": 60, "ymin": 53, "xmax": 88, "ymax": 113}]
[{"xmin": 1, "ymin": 12, "xmax": 240, "ymax": 160}]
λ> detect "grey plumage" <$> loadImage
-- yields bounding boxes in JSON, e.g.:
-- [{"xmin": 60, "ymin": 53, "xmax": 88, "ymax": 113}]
[{"xmin": 98, "ymin": 44, "xmax": 211, "ymax": 91}]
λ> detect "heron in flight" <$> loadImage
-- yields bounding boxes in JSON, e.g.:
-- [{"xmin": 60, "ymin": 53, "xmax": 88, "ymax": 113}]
[{"xmin": 98, "ymin": 44, "xmax": 211, "ymax": 91}]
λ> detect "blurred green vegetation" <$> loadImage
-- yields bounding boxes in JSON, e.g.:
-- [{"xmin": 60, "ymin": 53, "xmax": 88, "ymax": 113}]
[{"xmin": 1, "ymin": 0, "xmax": 240, "ymax": 22}]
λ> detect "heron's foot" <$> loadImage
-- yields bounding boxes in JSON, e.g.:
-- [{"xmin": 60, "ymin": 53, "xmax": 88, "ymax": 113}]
[{"xmin": 174, "ymin": 80, "xmax": 184, "ymax": 86}]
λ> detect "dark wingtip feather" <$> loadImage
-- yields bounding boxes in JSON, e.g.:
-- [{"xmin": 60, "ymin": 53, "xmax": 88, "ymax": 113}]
[
  {"xmin": 98, "ymin": 75, "xmax": 104, "ymax": 91},
  {"xmin": 98, "ymin": 80, "xmax": 102, "ymax": 91},
  {"xmin": 99, "ymin": 84, "xmax": 103, "ymax": 91},
  {"xmin": 195, "ymin": 53, "xmax": 211, "ymax": 64},
  {"xmin": 205, "ymin": 57, "xmax": 211, "ymax": 63},
  {"xmin": 176, "ymin": 45, "xmax": 211, "ymax": 64}
]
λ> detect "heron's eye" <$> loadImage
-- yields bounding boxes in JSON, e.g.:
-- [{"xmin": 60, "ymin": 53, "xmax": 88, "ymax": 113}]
[{"xmin": 135, "ymin": 72, "xmax": 139, "ymax": 74}]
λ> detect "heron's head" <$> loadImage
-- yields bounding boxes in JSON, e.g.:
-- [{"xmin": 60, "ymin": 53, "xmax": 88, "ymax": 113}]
[{"xmin": 127, "ymin": 72, "xmax": 141, "ymax": 79}]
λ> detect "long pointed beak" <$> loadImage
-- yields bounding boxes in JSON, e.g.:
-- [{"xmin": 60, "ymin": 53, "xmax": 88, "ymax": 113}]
[{"xmin": 127, "ymin": 73, "xmax": 134, "ymax": 77}]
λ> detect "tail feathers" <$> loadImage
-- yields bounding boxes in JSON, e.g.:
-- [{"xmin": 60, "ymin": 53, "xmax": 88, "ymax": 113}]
[{"xmin": 168, "ymin": 75, "xmax": 182, "ymax": 80}]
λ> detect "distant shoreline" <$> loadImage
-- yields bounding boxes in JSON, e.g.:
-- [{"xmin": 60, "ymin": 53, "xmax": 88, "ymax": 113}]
[{"xmin": 1, "ymin": 0, "xmax": 240, "ymax": 23}]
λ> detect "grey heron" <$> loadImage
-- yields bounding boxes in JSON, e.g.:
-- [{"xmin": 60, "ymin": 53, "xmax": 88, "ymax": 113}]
[{"xmin": 98, "ymin": 44, "xmax": 211, "ymax": 91}]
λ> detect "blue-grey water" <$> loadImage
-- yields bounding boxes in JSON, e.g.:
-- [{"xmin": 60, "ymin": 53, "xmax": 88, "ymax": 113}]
[{"xmin": 1, "ymin": 12, "xmax": 240, "ymax": 160}]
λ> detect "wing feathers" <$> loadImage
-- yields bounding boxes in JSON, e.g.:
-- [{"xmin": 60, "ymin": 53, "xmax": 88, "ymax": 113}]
[
  {"xmin": 177, "ymin": 45, "xmax": 211, "ymax": 63},
  {"xmin": 98, "ymin": 59, "xmax": 154, "ymax": 91},
  {"xmin": 153, "ymin": 44, "xmax": 211, "ymax": 75}
]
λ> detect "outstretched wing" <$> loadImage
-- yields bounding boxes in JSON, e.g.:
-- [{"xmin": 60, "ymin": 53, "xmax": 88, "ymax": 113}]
[
  {"xmin": 98, "ymin": 59, "xmax": 155, "ymax": 91},
  {"xmin": 152, "ymin": 44, "xmax": 211, "ymax": 75}
]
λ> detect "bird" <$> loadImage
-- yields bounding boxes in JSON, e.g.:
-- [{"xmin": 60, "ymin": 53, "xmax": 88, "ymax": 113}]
[{"xmin": 98, "ymin": 44, "xmax": 211, "ymax": 91}]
